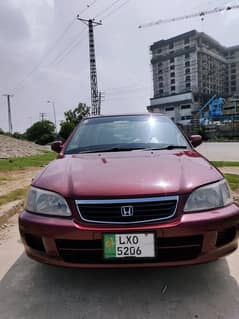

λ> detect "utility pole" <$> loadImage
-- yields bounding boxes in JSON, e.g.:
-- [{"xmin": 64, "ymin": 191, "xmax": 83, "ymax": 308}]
[
  {"xmin": 77, "ymin": 16, "xmax": 102, "ymax": 116},
  {"xmin": 40, "ymin": 112, "xmax": 47, "ymax": 122},
  {"xmin": 3, "ymin": 94, "xmax": 14, "ymax": 134},
  {"xmin": 47, "ymin": 100, "xmax": 57, "ymax": 133}
]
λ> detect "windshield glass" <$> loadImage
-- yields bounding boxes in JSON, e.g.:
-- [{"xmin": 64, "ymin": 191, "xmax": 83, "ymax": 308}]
[{"xmin": 64, "ymin": 115, "xmax": 190, "ymax": 154}]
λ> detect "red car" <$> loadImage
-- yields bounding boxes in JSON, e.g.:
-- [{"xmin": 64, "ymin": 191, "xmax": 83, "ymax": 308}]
[{"xmin": 19, "ymin": 114, "xmax": 239, "ymax": 267}]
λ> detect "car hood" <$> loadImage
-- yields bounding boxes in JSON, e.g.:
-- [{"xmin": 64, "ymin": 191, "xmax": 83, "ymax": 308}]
[{"xmin": 33, "ymin": 150, "xmax": 222, "ymax": 198}]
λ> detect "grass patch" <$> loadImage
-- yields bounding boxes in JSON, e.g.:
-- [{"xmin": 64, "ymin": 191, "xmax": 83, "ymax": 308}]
[
  {"xmin": 0, "ymin": 152, "xmax": 56, "ymax": 171},
  {"xmin": 212, "ymin": 161, "xmax": 239, "ymax": 167},
  {"xmin": 0, "ymin": 187, "xmax": 28, "ymax": 206},
  {"xmin": 224, "ymin": 174, "xmax": 239, "ymax": 191}
]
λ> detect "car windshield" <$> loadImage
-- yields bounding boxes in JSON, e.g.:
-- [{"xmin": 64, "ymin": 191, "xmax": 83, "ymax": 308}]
[{"xmin": 64, "ymin": 115, "xmax": 190, "ymax": 154}]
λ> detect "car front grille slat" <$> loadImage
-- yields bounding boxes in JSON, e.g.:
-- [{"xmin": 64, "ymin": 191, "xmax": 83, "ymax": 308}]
[
  {"xmin": 75, "ymin": 196, "xmax": 178, "ymax": 224},
  {"xmin": 55, "ymin": 235, "xmax": 203, "ymax": 264}
]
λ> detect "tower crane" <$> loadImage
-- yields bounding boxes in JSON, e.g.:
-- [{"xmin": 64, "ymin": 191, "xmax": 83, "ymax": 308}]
[{"xmin": 139, "ymin": 4, "xmax": 239, "ymax": 28}]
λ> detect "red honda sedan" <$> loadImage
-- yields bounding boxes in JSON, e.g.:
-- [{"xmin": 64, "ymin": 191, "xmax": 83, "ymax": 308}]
[{"xmin": 19, "ymin": 114, "xmax": 239, "ymax": 267}]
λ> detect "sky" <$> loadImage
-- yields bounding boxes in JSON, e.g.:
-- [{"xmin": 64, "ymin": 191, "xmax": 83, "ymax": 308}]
[{"xmin": 0, "ymin": 0, "xmax": 239, "ymax": 133}]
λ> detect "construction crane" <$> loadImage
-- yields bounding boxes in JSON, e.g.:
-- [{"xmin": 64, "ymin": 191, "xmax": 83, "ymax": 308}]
[{"xmin": 139, "ymin": 4, "xmax": 239, "ymax": 28}]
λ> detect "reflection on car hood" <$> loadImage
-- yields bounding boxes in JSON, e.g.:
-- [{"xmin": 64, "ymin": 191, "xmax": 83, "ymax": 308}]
[{"xmin": 33, "ymin": 150, "xmax": 222, "ymax": 198}]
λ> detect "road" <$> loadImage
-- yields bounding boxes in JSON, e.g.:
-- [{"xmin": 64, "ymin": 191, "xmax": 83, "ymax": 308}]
[
  {"xmin": 0, "ymin": 142, "xmax": 239, "ymax": 319},
  {"xmin": 1, "ymin": 244, "xmax": 239, "ymax": 319},
  {"xmin": 197, "ymin": 142, "xmax": 239, "ymax": 161}
]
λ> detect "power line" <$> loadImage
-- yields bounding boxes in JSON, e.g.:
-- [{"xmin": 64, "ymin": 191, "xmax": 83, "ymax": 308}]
[
  {"xmin": 101, "ymin": 0, "xmax": 131, "ymax": 20},
  {"xmin": 12, "ymin": 19, "xmax": 76, "ymax": 92},
  {"xmin": 52, "ymin": 0, "xmax": 131, "ymax": 66},
  {"xmin": 94, "ymin": 0, "xmax": 125, "ymax": 18},
  {"xmin": 49, "ymin": 29, "xmax": 87, "ymax": 66},
  {"xmin": 50, "ymin": 0, "xmax": 132, "ymax": 66},
  {"xmin": 11, "ymin": 1, "xmax": 98, "ymax": 92}
]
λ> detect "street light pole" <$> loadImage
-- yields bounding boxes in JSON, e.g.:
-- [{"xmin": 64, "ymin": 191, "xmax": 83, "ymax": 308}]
[{"xmin": 47, "ymin": 100, "xmax": 57, "ymax": 133}]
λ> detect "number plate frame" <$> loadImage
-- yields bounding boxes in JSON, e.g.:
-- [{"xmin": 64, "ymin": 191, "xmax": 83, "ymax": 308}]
[{"xmin": 103, "ymin": 233, "xmax": 156, "ymax": 260}]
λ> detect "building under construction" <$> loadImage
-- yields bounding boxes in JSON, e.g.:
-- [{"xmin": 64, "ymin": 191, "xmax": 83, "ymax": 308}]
[{"xmin": 148, "ymin": 30, "xmax": 239, "ymax": 122}]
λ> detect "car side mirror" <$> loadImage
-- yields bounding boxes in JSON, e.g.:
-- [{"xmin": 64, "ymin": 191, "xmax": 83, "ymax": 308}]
[
  {"xmin": 190, "ymin": 135, "xmax": 202, "ymax": 148},
  {"xmin": 51, "ymin": 141, "xmax": 63, "ymax": 153}
]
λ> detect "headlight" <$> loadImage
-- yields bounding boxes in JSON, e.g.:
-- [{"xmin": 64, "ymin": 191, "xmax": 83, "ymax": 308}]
[
  {"xmin": 184, "ymin": 179, "xmax": 233, "ymax": 212},
  {"xmin": 25, "ymin": 186, "xmax": 71, "ymax": 216}
]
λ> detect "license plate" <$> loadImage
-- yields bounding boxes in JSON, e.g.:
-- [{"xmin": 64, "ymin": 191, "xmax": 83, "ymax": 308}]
[{"xmin": 103, "ymin": 233, "xmax": 155, "ymax": 259}]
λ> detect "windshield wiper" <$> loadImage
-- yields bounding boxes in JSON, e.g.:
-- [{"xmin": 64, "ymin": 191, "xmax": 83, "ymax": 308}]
[
  {"xmin": 79, "ymin": 147, "xmax": 145, "ymax": 154},
  {"xmin": 143, "ymin": 145, "xmax": 188, "ymax": 151}
]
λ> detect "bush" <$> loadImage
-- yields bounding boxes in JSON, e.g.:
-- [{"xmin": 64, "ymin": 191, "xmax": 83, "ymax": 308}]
[{"xmin": 25, "ymin": 121, "xmax": 56, "ymax": 145}]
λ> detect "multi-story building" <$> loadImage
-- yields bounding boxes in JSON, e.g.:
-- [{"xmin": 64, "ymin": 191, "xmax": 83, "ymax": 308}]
[{"xmin": 148, "ymin": 30, "xmax": 239, "ymax": 122}]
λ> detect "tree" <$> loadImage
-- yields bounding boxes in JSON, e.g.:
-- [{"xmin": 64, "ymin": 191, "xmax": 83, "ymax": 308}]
[
  {"xmin": 59, "ymin": 102, "xmax": 90, "ymax": 139},
  {"xmin": 25, "ymin": 120, "xmax": 56, "ymax": 145},
  {"xmin": 59, "ymin": 121, "xmax": 75, "ymax": 140}
]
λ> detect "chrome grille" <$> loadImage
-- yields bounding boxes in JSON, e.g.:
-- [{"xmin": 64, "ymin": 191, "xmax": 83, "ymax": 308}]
[{"xmin": 75, "ymin": 196, "xmax": 178, "ymax": 224}]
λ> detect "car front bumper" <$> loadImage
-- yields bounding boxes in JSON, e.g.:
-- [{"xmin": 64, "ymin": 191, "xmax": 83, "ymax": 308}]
[{"xmin": 19, "ymin": 203, "xmax": 239, "ymax": 268}]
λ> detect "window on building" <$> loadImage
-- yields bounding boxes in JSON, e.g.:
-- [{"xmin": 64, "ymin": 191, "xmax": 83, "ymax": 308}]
[
  {"xmin": 171, "ymin": 86, "xmax": 176, "ymax": 91},
  {"xmin": 171, "ymin": 79, "xmax": 175, "ymax": 84},
  {"xmin": 170, "ymin": 65, "xmax": 175, "ymax": 70},
  {"xmin": 159, "ymin": 89, "xmax": 164, "ymax": 95},
  {"xmin": 231, "ymin": 75, "xmax": 236, "ymax": 80},
  {"xmin": 184, "ymin": 38, "xmax": 190, "ymax": 44},
  {"xmin": 159, "ymin": 82, "xmax": 163, "ymax": 88},
  {"xmin": 185, "ymin": 53, "xmax": 190, "ymax": 59},
  {"xmin": 186, "ymin": 83, "xmax": 191, "ymax": 89},
  {"xmin": 169, "ymin": 43, "xmax": 174, "ymax": 49},
  {"xmin": 170, "ymin": 58, "xmax": 174, "ymax": 64},
  {"xmin": 170, "ymin": 72, "xmax": 175, "ymax": 77},
  {"xmin": 231, "ymin": 87, "xmax": 236, "ymax": 92},
  {"xmin": 231, "ymin": 68, "xmax": 236, "ymax": 74},
  {"xmin": 158, "ymin": 69, "xmax": 162, "ymax": 74},
  {"xmin": 185, "ymin": 75, "xmax": 191, "ymax": 82},
  {"xmin": 158, "ymin": 76, "xmax": 163, "ymax": 81},
  {"xmin": 231, "ymin": 80, "xmax": 237, "ymax": 86},
  {"xmin": 185, "ymin": 61, "xmax": 190, "ymax": 67},
  {"xmin": 231, "ymin": 63, "xmax": 236, "ymax": 68},
  {"xmin": 181, "ymin": 105, "xmax": 191, "ymax": 110},
  {"xmin": 165, "ymin": 107, "xmax": 174, "ymax": 111},
  {"xmin": 185, "ymin": 68, "xmax": 190, "ymax": 74}
]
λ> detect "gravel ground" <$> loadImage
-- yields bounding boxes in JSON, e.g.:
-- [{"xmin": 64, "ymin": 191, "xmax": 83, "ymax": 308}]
[{"xmin": 0, "ymin": 135, "xmax": 48, "ymax": 159}]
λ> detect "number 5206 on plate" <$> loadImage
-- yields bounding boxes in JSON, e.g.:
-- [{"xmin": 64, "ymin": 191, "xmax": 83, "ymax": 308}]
[{"xmin": 103, "ymin": 233, "xmax": 155, "ymax": 259}]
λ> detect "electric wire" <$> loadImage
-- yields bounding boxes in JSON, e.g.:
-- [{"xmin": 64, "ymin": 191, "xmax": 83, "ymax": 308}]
[
  {"xmin": 100, "ymin": 0, "xmax": 131, "ymax": 19},
  {"xmin": 52, "ymin": 0, "xmax": 132, "ymax": 66},
  {"xmin": 49, "ymin": 29, "xmax": 87, "ymax": 66},
  {"xmin": 94, "ymin": 0, "xmax": 125, "ymax": 18},
  {"xmin": 11, "ymin": 1, "xmax": 98, "ymax": 92}
]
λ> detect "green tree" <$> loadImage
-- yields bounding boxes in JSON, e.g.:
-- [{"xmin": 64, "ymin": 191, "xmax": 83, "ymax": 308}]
[
  {"xmin": 25, "ymin": 120, "xmax": 56, "ymax": 145},
  {"xmin": 59, "ymin": 121, "xmax": 75, "ymax": 140},
  {"xmin": 59, "ymin": 102, "xmax": 90, "ymax": 139}
]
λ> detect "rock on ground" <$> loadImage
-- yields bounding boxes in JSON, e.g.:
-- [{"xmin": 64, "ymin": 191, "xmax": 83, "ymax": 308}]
[{"xmin": 0, "ymin": 135, "xmax": 48, "ymax": 159}]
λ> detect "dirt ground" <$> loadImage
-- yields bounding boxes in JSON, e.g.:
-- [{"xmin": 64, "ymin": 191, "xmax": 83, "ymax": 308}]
[
  {"xmin": 0, "ymin": 167, "xmax": 41, "ymax": 197},
  {"xmin": 0, "ymin": 135, "xmax": 47, "ymax": 159}
]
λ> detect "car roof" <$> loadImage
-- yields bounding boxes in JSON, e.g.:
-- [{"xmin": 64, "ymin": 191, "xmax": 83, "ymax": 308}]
[{"xmin": 85, "ymin": 113, "xmax": 165, "ymax": 120}]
